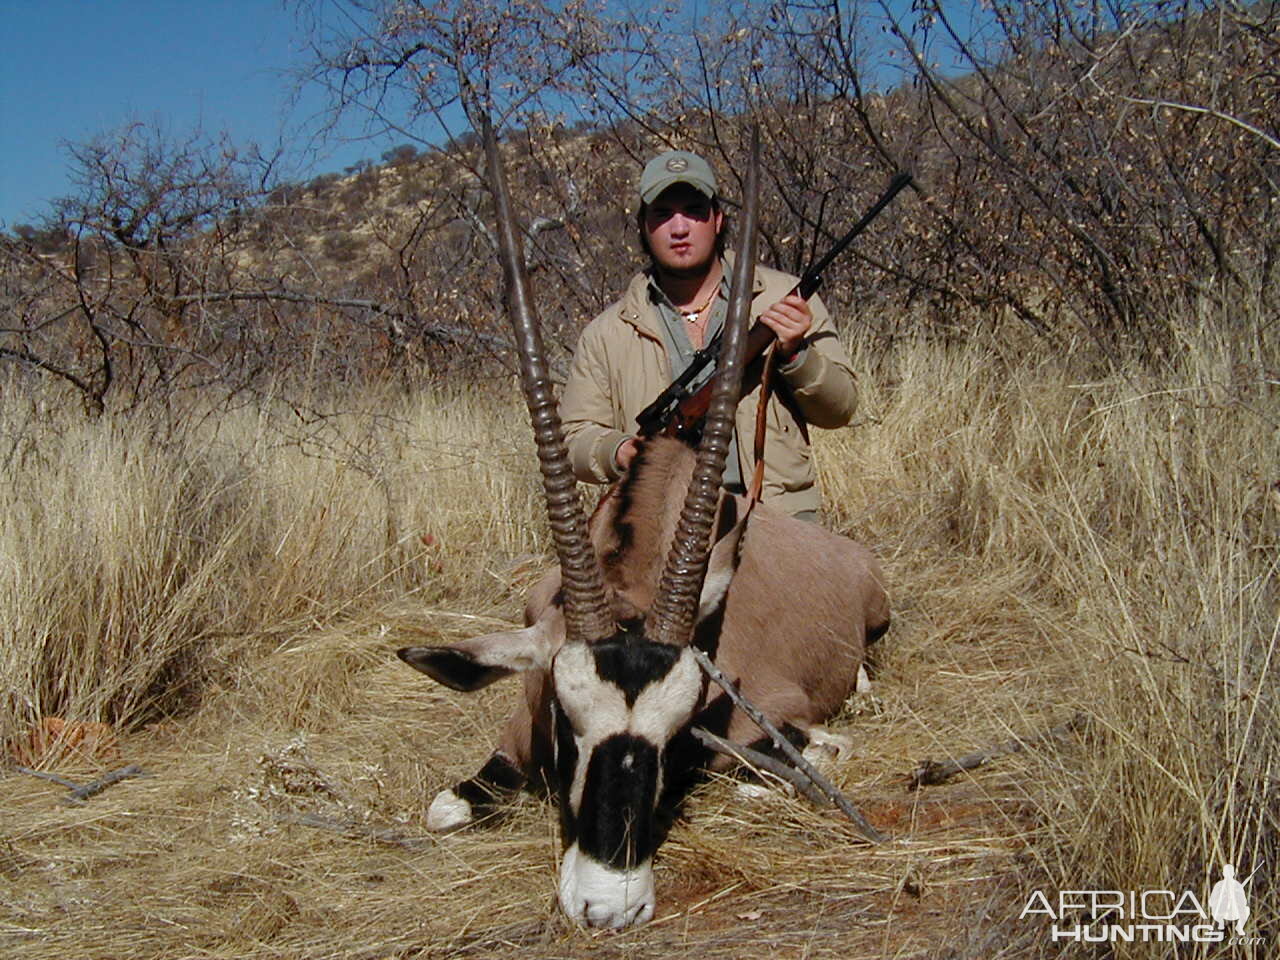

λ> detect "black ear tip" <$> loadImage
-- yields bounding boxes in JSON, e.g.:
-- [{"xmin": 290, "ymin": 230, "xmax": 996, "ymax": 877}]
[
  {"xmin": 397, "ymin": 646, "xmax": 438, "ymax": 671},
  {"xmin": 397, "ymin": 645, "xmax": 457, "ymax": 675},
  {"xmin": 396, "ymin": 645, "xmax": 511, "ymax": 692}
]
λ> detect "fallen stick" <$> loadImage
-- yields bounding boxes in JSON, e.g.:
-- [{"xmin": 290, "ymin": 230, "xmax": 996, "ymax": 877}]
[
  {"xmin": 66, "ymin": 765, "xmax": 149, "ymax": 803},
  {"xmin": 13, "ymin": 766, "xmax": 80, "ymax": 790},
  {"xmin": 13, "ymin": 764, "xmax": 149, "ymax": 803},
  {"xmin": 691, "ymin": 727, "xmax": 828, "ymax": 807},
  {"xmin": 908, "ymin": 714, "xmax": 1084, "ymax": 790},
  {"xmin": 689, "ymin": 646, "xmax": 887, "ymax": 844}
]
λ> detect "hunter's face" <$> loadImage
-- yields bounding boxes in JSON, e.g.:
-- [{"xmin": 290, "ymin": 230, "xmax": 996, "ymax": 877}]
[{"xmin": 643, "ymin": 184, "xmax": 722, "ymax": 278}]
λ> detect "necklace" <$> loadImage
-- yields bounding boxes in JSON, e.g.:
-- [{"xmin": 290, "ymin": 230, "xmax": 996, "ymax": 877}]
[{"xmin": 679, "ymin": 291, "xmax": 716, "ymax": 322}]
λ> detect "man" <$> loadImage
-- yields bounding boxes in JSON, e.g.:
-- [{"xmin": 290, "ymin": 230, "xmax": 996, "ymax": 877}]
[{"xmin": 560, "ymin": 149, "xmax": 857, "ymax": 518}]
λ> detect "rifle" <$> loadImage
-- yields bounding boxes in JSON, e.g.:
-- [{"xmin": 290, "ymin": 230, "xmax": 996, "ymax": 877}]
[{"xmin": 634, "ymin": 171, "xmax": 913, "ymax": 441}]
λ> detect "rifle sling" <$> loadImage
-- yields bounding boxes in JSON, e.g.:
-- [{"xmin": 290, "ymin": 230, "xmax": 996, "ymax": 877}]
[{"xmin": 747, "ymin": 347, "xmax": 775, "ymax": 505}]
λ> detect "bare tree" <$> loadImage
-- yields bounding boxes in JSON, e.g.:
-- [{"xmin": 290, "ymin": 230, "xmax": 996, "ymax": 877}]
[
  {"xmin": 1, "ymin": 123, "xmax": 279, "ymax": 413},
  {"xmin": 856, "ymin": 0, "xmax": 1279, "ymax": 349}
]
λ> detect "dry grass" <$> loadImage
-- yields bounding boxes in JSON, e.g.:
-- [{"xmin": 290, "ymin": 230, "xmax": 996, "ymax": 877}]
[{"xmin": 1, "ymin": 308, "xmax": 1275, "ymax": 958}]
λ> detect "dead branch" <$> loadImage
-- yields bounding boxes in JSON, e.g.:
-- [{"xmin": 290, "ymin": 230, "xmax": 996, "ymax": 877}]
[
  {"xmin": 13, "ymin": 763, "xmax": 150, "ymax": 803},
  {"xmin": 690, "ymin": 727, "xmax": 828, "ymax": 807},
  {"xmin": 65, "ymin": 765, "xmax": 149, "ymax": 803},
  {"xmin": 689, "ymin": 646, "xmax": 887, "ymax": 843},
  {"xmin": 168, "ymin": 289, "xmax": 511, "ymax": 353},
  {"xmin": 1105, "ymin": 90, "xmax": 1280, "ymax": 152},
  {"xmin": 12, "ymin": 766, "xmax": 80, "ymax": 789},
  {"xmin": 908, "ymin": 714, "xmax": 1084, "ymax": 790}
]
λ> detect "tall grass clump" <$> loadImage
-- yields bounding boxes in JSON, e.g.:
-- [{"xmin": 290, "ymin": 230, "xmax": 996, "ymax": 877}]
[
  {"xmin": 820, "ymin": 302, "xmax": 1277, "ymax": 955},
  {"xmin": 1041, "ymin": 320, "xmax": 1279, "ymax": 957},
  {"xmin": 0, "ymin": 383, "xmax": 543, "ymax": 746}
]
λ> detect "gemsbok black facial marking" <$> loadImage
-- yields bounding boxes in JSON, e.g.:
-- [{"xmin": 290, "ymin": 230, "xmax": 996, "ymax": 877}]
[
  {"xmin": 591, "ymin": 638, "xmax": 682, "ymax": 707},
  {"xmin": 550, "ymin": 638, "xmax": 688, "ymax": 853},
  {"xmin": 553, "ymin": 699, "xmax": 580, "ymax": 844},
  {"xmin": 575, "ymin": 733, "xmax": 661, "ymax": 869}
]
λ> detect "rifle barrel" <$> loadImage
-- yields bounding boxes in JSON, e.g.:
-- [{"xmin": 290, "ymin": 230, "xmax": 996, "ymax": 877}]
[{"xmin": 796, "ymin": 171, "xmax": 913, "ymax": 298}]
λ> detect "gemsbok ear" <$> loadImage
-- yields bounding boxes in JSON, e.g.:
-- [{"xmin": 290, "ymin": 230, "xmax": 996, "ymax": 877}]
[{"xmin": 398, "ymin": 613, "xmax": 563, "ymax": 692}]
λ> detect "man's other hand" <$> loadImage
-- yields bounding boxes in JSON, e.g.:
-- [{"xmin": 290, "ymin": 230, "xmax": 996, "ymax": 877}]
[
  {"xmin": 758, "ymin": 294, "xmax": 811, "ymax": 359},
  {"xmin": 615, "ymin": 436, "xmax": 641, "ymax": 471}
]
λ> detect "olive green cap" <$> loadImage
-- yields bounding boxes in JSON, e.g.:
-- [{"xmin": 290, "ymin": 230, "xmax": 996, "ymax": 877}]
[{"xmin": 638, "ymin": 150, "xmax": 717, "ymax": 204}]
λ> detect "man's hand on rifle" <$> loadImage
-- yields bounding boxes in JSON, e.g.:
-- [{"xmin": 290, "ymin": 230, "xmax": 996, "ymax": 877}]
[
  {"xmin": 615, "ymin": 436, "xmax": 641, "ymax": 472},
  {"xmin": 758, "ymin": 293, "xmax": 812, "ymax": 360}
]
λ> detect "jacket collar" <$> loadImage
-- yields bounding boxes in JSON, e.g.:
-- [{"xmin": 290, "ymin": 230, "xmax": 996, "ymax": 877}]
[{"xmin": 616, "ymin": 252, "xmax": 764, "ymax": 338}]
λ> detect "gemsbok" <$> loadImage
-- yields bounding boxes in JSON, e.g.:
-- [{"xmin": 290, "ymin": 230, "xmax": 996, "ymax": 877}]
[{"xmin": 397, "ymin": 122, "xmax": 890, "ymax": 929}]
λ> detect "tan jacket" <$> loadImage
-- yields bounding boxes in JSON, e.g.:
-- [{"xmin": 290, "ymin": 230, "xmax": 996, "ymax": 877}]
[{"xmin": 560, "ymin": 258, "xmax": 857, "ymax": 515}]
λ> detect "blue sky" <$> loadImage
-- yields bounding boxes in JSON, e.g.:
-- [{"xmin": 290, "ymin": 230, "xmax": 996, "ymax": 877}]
[
  {"xmin": 0, "ymin": 1, "xmax": 404, "ymax": 228},
  {"xmin": 0, "ymin": 1, "xmax": 991, "ymax": 229}
]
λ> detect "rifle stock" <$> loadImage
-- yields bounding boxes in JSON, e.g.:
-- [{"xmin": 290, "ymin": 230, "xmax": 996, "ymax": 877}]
[{"xmin": 652, "ymin": 321, "xmax": 778, "ymax": 441}]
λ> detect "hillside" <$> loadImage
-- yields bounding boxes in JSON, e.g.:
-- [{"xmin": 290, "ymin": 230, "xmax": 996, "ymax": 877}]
[{"xmin": 4, "ymin": 0, "xmax": 1277, "ymax": 413}]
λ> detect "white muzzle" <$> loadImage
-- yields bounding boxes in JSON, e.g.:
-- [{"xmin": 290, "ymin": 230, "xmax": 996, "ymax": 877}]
[{"xmin": 558, "ymin": 843, "xmax": 655, "ymax": 929}]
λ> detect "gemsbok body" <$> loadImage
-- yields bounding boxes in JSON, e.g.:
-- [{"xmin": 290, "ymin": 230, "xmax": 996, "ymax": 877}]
[{"xmin": 397, "ymin": 123, "xmax": 889, "ymax": 930}]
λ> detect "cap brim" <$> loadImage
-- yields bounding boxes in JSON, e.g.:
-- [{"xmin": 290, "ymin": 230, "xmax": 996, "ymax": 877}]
[{"xmin": 640, "ymin": 175, "xmax": 715, "ymax": 205}]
